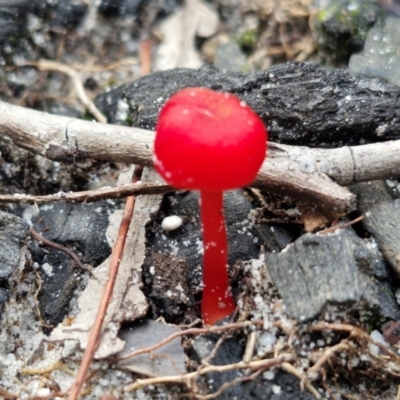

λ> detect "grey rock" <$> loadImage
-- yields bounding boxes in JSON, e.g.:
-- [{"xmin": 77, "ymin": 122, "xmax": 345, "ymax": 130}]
[
  {"xmin": 350, "ymin": 13, "xmax": 400, "ymax": 87},
  {"xmin": 214, "ymin": 40, "xmax": 248, "ymax": 72},
  {"xmin": 0, "ymin": 210, "xmax": 29, "ymax": 284},
  {"xmin": 265, "ymin": 229, "xmax": 400, "ymax": 321},
  {"xmin": 122, "ymin": 62, "xmax": 400, "ymax": 147},
  {"xmin": 350, "ymin": 180, "xmax": 400, "ymax": 274}
]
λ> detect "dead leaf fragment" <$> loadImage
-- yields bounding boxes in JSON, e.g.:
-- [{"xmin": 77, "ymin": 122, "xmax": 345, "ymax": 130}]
[
  {"xmin": 154, "ymin": 0, "xmax": 219, "ymax": 71},
  {"xmin": 116, "ymin": 319, "xmax": 187, "ymax": 377}
]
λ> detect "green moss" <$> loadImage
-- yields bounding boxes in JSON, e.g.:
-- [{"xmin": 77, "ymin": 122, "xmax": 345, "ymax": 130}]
[
  {"xmin": 237, "ymin": 29, "xmax": 257, "ymax": 52},
  {"xmin": 360, "ymin": 306, "xmax": 387, "ymax": 332}
]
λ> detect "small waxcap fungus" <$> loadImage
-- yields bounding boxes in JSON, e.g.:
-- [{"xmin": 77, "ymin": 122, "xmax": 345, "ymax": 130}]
[
  {"xmin": 154, "ymin": 87, "xmax": 268, "ymax": 325},
  {"xmin": 154, "ymin": 87, "xmax": 267, "ymax": 191}
]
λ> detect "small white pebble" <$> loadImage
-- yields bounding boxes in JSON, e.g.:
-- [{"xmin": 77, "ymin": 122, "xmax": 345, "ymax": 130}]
[
  {"xmin": 161, "ymin": 215, "xmax": 183, "ymax": 231},
  {"xmin": 272, "ymin": 385, "xmax": 281, "ymax": 394},
  {"xmin": 263, "ymin": 370, "xmax": 275, "ymax": 380}
]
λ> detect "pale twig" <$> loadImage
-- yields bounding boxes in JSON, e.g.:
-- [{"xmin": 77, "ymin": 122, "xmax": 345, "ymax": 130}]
[
  {"xmin": 201, "ymin": 334, "xmax": 228, "ymax": 367},
  {"xmin": 68, "ymin": 166, "xmax": 143, "ymax": 400},
  {"xmin": 306, "ymin": 341, "xmax": 351, "ymax": 377},
  {"xmin": 0, "ymin": 386, "xmax": 19, "ymax": 399},
  {"xmin": 124, "ymin": 354, "xmax": 294, "ymax": 392},
  {"xmin": 70, "ymin": 57, "xmax": 138, "ymax": 72},
  {"xmin": 21, "ymin": 60, "xmax": 107, "ymax": 123},
  {"xmin": 243, "ymin": 331, "xmax": 257, "ymax": 363},
  {"xmin": 0, "ymin": 182, "xmax": 171, "ymax": 204},
  {"xmin": 2, "ymin": 100, "xmax": 400, "ymax": 214},
  {"xmin": 317, "ymin": 215, "xmax": 365, "ymax": 235}
]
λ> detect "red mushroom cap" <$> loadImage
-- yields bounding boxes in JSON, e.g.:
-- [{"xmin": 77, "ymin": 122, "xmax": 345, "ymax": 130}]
[{"xmin": 154, "ymin": 87, "xmax": 267, "ymax": 191}]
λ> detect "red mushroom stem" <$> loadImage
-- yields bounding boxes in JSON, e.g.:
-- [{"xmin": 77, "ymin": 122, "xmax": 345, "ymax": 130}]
[{"xmin": 201, "ymin": 190, "xmax": 236, "ymax": 325}]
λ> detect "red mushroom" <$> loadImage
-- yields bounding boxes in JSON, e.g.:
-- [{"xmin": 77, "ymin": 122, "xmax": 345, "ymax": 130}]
[{"xmin": 154, "ymin": 87, "xmax": 267, "ymax": 325}]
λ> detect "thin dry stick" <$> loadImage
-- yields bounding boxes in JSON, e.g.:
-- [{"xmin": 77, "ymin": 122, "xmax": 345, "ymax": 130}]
[
  {"xmin": 0, "ymin": 386, "xmax": 19, "ymax": 399},
  {"xmin": 30, "ymin": 227, "xmax": 91, "ymax": 272},
  {"xmin": 68, "ymin": 165, "xmax": 143, "ymax": 400},
  {"xmin": 124, "ymin": 354, "xmax": 294, "ymax": 392},
  {"xmin": 70, "ymin": 57, "xmax": 138, "ymax": 72},
  {"xmin": 0, "ymin": 182, "xmax": 171, "ymax": 204},
  {"xmin": 317, "ymin": 215, "xmax": 365, "ymax": 235},
  {"xmin": 3, "ymin": 99, "xmax": 400, "ymax": 214},
  {"xmin": 139, "ymin": 39, "xmax": 153, "ymax": 76},
  {"xmin": 243, "ymin": 331, "xmax": 257, "ymax": 363},
  {"xmin": 307, "ymin": 342, "xmax": 351, "ymax": 377},
  {"xmin": 21, "ymin": 59, "xmax": 107, "ymax": 123}
]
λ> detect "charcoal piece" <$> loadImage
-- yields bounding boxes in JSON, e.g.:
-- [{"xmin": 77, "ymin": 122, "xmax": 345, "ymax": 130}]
[
  {"xmin": 265, "ymin": 229, "xmax": 400, "ymax": 321},
  {"xmin": 145, "ymin": 190, "xmax": 260, "ymax": 290},
  {"xmin": 94, "ymin": 85, "xmax": 128, "ymax": 124},
  {"xmin": 0, "ymin": 287, "xmax": 8, "ymax": 313},
  {"xmin": 255, "ymin": 223, "xmax": 299, "ymax": 253},
  {"xmin": 48, "ymin": 0, "xmax": 87, "ymax": 29},
  {"xmin": 123, "ymin": 62, "xmax": 400, "ymax": 146},
  {"xmin": 0, "ymin": 0, "xmax": 33, "ymax": 43},
  {"xmin": 143, "ymin": 253, "xmax": 193, "ymax": 320},
  {"xmin": 36, "ymin": 247, "xmax": 79, "ymax": 326},
  {"xmin": 191, "ymin": 335, "xmax": 315, "ymax": 400},
  {"xmin": 0, "ymin": 210, "xmax": 29, "ymax": 284},
  {"xmin": 350, "ymin": 180, "xmax": 400, "ymax": 275},
  {"xmin": 99, "ymin": 0, "xmax": 178, "ymax": 18},
  {"xmin": 30, "ymin": 201, "xmax": 117, "ymax": 325},
  {"xmin": 32, "ymin": 201, "xmax": 115, "ymax": 265}
]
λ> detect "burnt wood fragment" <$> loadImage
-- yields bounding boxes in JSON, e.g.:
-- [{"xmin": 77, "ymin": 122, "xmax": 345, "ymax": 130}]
[
  {"xmin": 122, "ymin": 62, "xmax": 400, "ymax": 147},
  {"xmin": 0, "ymin": 210, "xmax": 29, "ymax": 284},
  {"xmin": 30, "ymin": 200, "xmax": 117, "ymax": 325},
  {"xmin": 265, "ymin": 229, "xmax": 400, "ymax": 321}
]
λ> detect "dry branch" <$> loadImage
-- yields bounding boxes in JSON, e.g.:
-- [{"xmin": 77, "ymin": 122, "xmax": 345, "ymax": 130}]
[{"xmin": 1, "ymin": 100, "xmax": 400, "ymax": 214}]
